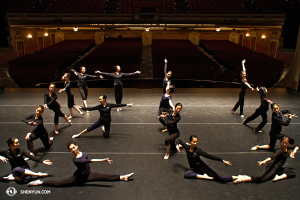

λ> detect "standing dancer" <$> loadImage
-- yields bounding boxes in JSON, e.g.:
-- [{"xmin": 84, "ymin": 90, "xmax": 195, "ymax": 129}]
[
  {"xmin": 72, "ymin": 95, "xmax": 132, "ymax": 138},
  {"xmin": 95, "ymin": 65, "xmax": 141, "ymax": 111},
  {"xmin": 231, "ymin": 59, "xmax": 255, "ymax": 118},
  {"xmin": 44, "ymin": 83, "xmax": 72, "ymax": 134},
  {"xmin": 27, "ymin": 141, "xmax": 134, "ymax": 186},
  {"xmin": 163, "ymin": 58, "xmax": 172, "ymax": 94},
  {"xmin": 251, "ymin": 103, "xmax": 297, "ymax": 151},
  {"xmin": 22, "ymin": 106, "xmax": 54, "ymax": 155},
  {"xmin": 71, "ymin": 66, "xmax": 103, "ymax": 110},
  {"xmin": 158, "ymin": 85, "xmax": 176, "ymax": 132},
  {"xmin": 175, "ymin": 135, "xmax": 238, "ymax": 182},
  {"xmin": 58, "ymin": 73, "xmax": 84, "ymax": 119},
  {"xmin": 0, "ymin": 137, "xmax": 52, "ymax": 183},
  {"xmin": 234, "ymin": 137, "xmax": 298, "ymax": 183},
  {"xmin": 242, "ymin": 87, "xmax": 273, "ymax": 132},
  {"xmin": 159, "ymin": 103, "xmax": 182, "ymax": 160}
]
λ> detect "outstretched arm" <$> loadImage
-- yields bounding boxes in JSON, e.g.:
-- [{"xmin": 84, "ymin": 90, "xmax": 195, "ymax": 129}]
[
  {"xmin": 242, "ymin": 59, "xmax": 246, "ymax": 72},
  {"xmin": 164, "ymin": 58, "xmax": 168, "ymax": 77},
  {"xmin": 59, "ymin": 82, "xmax": 71, "ymax": 93},
  {"xmin": 169, "ymin": 100, "xmax": 175, "ymax": 110},
  {"xmin": 258, "ymin": 157, "xmax": 271, "ymax": 166},
  {"xmin": 71, "ymin": 69, "xmax": 78, "ymax": 76},
  {"xmin": 91, "ymin": 158, "xmax": 113, "ymax": 164}
]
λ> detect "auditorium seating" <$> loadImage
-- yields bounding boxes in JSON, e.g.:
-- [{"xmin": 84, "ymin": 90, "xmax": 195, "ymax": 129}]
[
  {"xmin": 152, "ymin": 39, "xmax": 220, "ymax": 81},
  {"xmin": 7, "ymin": 40, "xmax": 94, "ymax": 87},
  {"xmin": 5, "ymin": 0, "xmax": 289, "ymax": 14},
  {"xmin": 69, "ymin": 38, "xmax": 142, "ymax": 81},
  {"xmin": 200, "ymin": 40, "xmax": 284, "ymax": 87}
]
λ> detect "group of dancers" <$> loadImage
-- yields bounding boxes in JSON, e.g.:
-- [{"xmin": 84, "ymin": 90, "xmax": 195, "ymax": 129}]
[{"xmin": 0, "ymin": 59, "xmax": 299, "ymax": 188}]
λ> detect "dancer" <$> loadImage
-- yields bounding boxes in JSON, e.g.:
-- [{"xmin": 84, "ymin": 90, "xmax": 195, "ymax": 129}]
[
  {"xmin": 234, "ymin": 137, "xmax": 298, "ymax": 183},
  {"xmin": 95, "ymin": 66, "xmax": 140, "ymax": 111},
  {"xmin": 163, "ymin": 58, "xmax": 172, "ymax": 94},
  {"xmin": 72, "ymin": 95, "xmax": 132, "ymax": 138},
  {"xmin": 22, "ymin": 106, "xmax": 54, "ymax": 155},
  {"xmin": 44, "ymin": 83, "xmax": 72, "ymax": 134},
  {"xmin": 231, "ymin": 59, "xmax": 255, "ymax": 118},
  {"xmin": 175, "ymin": 135, "xmax": 238, "ymax": 182},
  {"xmin": 71, "ymin": 66, "xmax": 103, "ymax": 109},
  {"xmin": 242, "ymin": 87, "xmax": 273, "ymax": 132},
  {"xmin": 27, "ymin": 141, "xmax": 134, "ymax": 186},
  {"xmin": 0, "ymin": 137, "xmax": 52, "ymax": 183},
  {"xmin": 159, "ymin": 103, "xmax": 182, "ymax": 160},
  {"xmin": 158, "ymin": 85, "xmax": 176, "ymax": 132},
  {"xmin": 251, "ymin": 103, "xmax": 297, "ymax": 151},
  {"xmin": 58, "ymin": 73, "xmax": 84, "ymax": 119}
]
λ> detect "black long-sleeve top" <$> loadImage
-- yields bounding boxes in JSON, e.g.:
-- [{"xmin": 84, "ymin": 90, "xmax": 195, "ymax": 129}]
[
  {"xmin": 176, "ymin": 139, "xmax": 223, "ymax": 171},
  {"xmin": 73, "ymin": 153, "xmax": 92, "ymax": 177},
  {"xmin": 22, "ymin": 114, "xmax": 47, "ymax": 134},
  {"xmin": 164, "ymin": 110, "xmax": 181, "ymax": 133},
  {"xmin": 240, "ymin": 79, "xmax": 249, "ymax": 93},
  {"xmin": 270, "ymin": 110, "xmax": 291, "ymax": 135},
  {"xmin": 0, "ymin": 148, "xmax": 42, "ymax": 170},
  {"xmin": 63, "ymin": 82, "xmax": 74, "ymax": 97},
  {"xmin": 72, "ymin": 70, "xmax": 98, "ymax": 87},
  {"xmin": 99, "ymin": 72, "xmax": 136, "ymax": 85},
  {"xmin": 163, "ymin": 63, "xmax": 171, "ymax": 89},
  {"xmin": 259, "ymin": 94, "xmax": 270, "ymax": 112},
  {"xmin": 82, "ymin": 103, "xmax": 127, "ymax": 123},
  {"xmin": 159, "ymin": 94, "xmax": 172, "ymax": 109},
  {"xmin": 44, "ymin": 92, "xmax": 60, "ymax": 110},
  {"xmin": 268, "ymin": 145, "xmax": 297, "ymax": 170}
]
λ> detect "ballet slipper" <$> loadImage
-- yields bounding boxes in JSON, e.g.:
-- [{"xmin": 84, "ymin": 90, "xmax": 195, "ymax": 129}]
[
  {"xmin": 80, "ymin": 112, "xmax": 84, "ymax": 118},
  {"xmin": 233, "ymin": 177, "xmax": 242, "ymax": 184},
  {"xmin": 123, "ymin": 173, "xmax": 134, "ymax": 181},
  {"xmin": 203, "ymin": 173, "xmax": 214, "ymax": 180},
  {"xmin": 72, "ymin": 134, "xmax": 80, "ymax": 138},
  {"xmin": 231, "ymin": 109, "xmax": 235, "ymax": 114},
  {"xmin": 272, "ymin": 175, "xmax": 280, "ymax": 182},
  {"xmin": 29, "ymin": 152, "xmax": 35, "ymax": 156},
  {"xmin": 27, "ymin": 180, "xmax": 43, "ymax": 186},
  {"xmin": 162, "ymin": 129, "xmax": 168, "ymax": 132},
  {"xmin": 49, "ymin": 137, "xmax": 54, "ymax": 141},
  {"xmin": 55, "ymin": 130, "xmax": 59, "ymax": 135},
  {"xmin": 178, "ymin": 144, "xmax": 183, "ymax": 148},
  {"xmin": 37, "ymin": 172, "xmax": 48, "ymax": 177},
  {"xmin": 251, "ymin": 145, "xmax": 259, "ymax": 151},
  {"xmin": 164, "ymin": 154, "xmax": 169, "ymax": 160},
  {"xmin": 102, "ymin": 126, "xmax": 105, "ymax": 133},
  {"xmin": 68, "ymin": 115, "xmax": 72, "ymax": 119}
]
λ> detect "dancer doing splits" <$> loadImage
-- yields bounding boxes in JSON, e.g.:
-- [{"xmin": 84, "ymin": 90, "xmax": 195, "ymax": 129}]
[
  {"xmin": 59, "ymin": 73, "xmax": 84, "ymax": 119},
  {"xmin": 95, "ymin": 65, "xmax": 140, "ymax": 111},
  {"xmin": 22, "ymin": 106, "xmax": 54, "ymax": 155},
  {"xmin": 27, "ymin": 141, "xmax": 134, "ymax": 186},
  {"xmin": 231, "ymin": 59, "xmax": 255, "ymax": 118},
  {"xmin": 159, "ymin": 103, "xmax": 182, "ymax": 160},
  {"xmin": 175, "ymin": 135, "xmax": 238, "ymax": 182},
  {"xmin": 234, "ymin": 137, "xmax": 298, "ymax": 183},
  {"xmin": 251, "ymin": 103, "xmax": 297, "ymax": 151},
  {"xmin": 72, "ymin": 95, "xmax": 132, "ymax": 138},
  {"xmin": 158, "ymin": 85, "xmax": 176, "ymax": 132},
  {"xmin": 163, "ymin": 58, "xmax": 172, "ymax": 94},
  {"xmin": 242, "ymin": 87, "xmax": 273, "ymax": 132},
  {"xmin": 44, "ymin": 83, "xmax": 72, "ymax": 134},
  {"xmin": 71, "ymin": 67, "xmax": 103, "ymax": 109},
  {"xmin": 0, "ymin": 137, "xmax": 52, "ymax": 183}
]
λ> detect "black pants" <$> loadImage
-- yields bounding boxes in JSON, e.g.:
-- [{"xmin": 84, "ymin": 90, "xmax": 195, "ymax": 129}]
[
  {"xmin": 165, "ymin": 131, "xmax": 180, "ymax": 150},
  {"xmin": 251, "ymin": 163, "xmax": 296, "ymax": 183},
  {"xmin": 87, "ymin": 119, "xmax": 111, "ymax": 138},
  {"xmin": 12, "ymin": 167, "xmax": 32, "ymax": 184},
  {"xmin": 244, "ymin": 108, "xmax": 268, "ymax": 131},
  {"xmin": 50, "ymin": 106, "xmax": 65, "ymax": 125},
  {"xmin": 79, "ymin": 86, "xmax": 88, "ymax": 100},
  {"xmin": 233, "ymin": 91, "xmax": 245, "ymax": 115},
  {"xmin": 42, "ymin": 172, "xmax": 120, "ymax": 187},
  {"xmin": 27, "ymin": 131, "xmax": 53, "ymax": 152},
  {"xmin": 184, "ymin": 162, "xmax": 233, "ymax": 182},
  {"xmin": 114, "ymin": 85, "xmax": 123, "ymax": 104},
  {"xmin": 269, "ymin": 132, "xmax": 294, "ymax": 149}
]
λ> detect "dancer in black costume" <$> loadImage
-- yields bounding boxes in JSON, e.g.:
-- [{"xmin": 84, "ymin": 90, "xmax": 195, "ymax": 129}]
[
  {"xmin": 59, "ymin": 73, "xmax": 84, "ymax": 119},
  {"xmin": 95, "ymin": 65, "xmax": 140, "ymax": 111},
  {"xmin": 158, "ymin": 85, "xmax": 176, "ymax": 132},
  {"xmin": 44, "ymin": 83, "xmax": 71, "ymax": 134},
  {"xmin": 175, "ymin": 135, "xmax": 238, "ymax": 182},
  {"xmin": 234, "ymin": 137, "xmax": 299, "ymax": 183},
  {"xmin": 72, "ymin": 95, "xmax": 132, "ymax": 138},
  {"xmin": 0, "ymin": 137, "xmax": 52, "ymax": 183},
  {"xmin": 159, "ymin": 103, "xmax": 182, "ymax": 160},
  {"xmin": 242, "ymin": 87, "xmax": 273, "ymax": 132},
  {"xmin": 22, "ymin": 106, "xmax": 54, "ymax": 155},
  {"xmin": 71, "ymin": 66, "xmax": 103, "ymax": 109},
  {"xmin": 251, "ymin": 103, "xmax": 297, "ymax": 151},
  {"xmin": 27, "ymin": 141, "xmax": 134, "ymax": 186},
  {"xmin": 163, "ymin": 58, "xmax": 172, "ymax": 94},
  {"xmin": 231, "ymin": 59, "xmax": 255, "ymax": 118}
]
